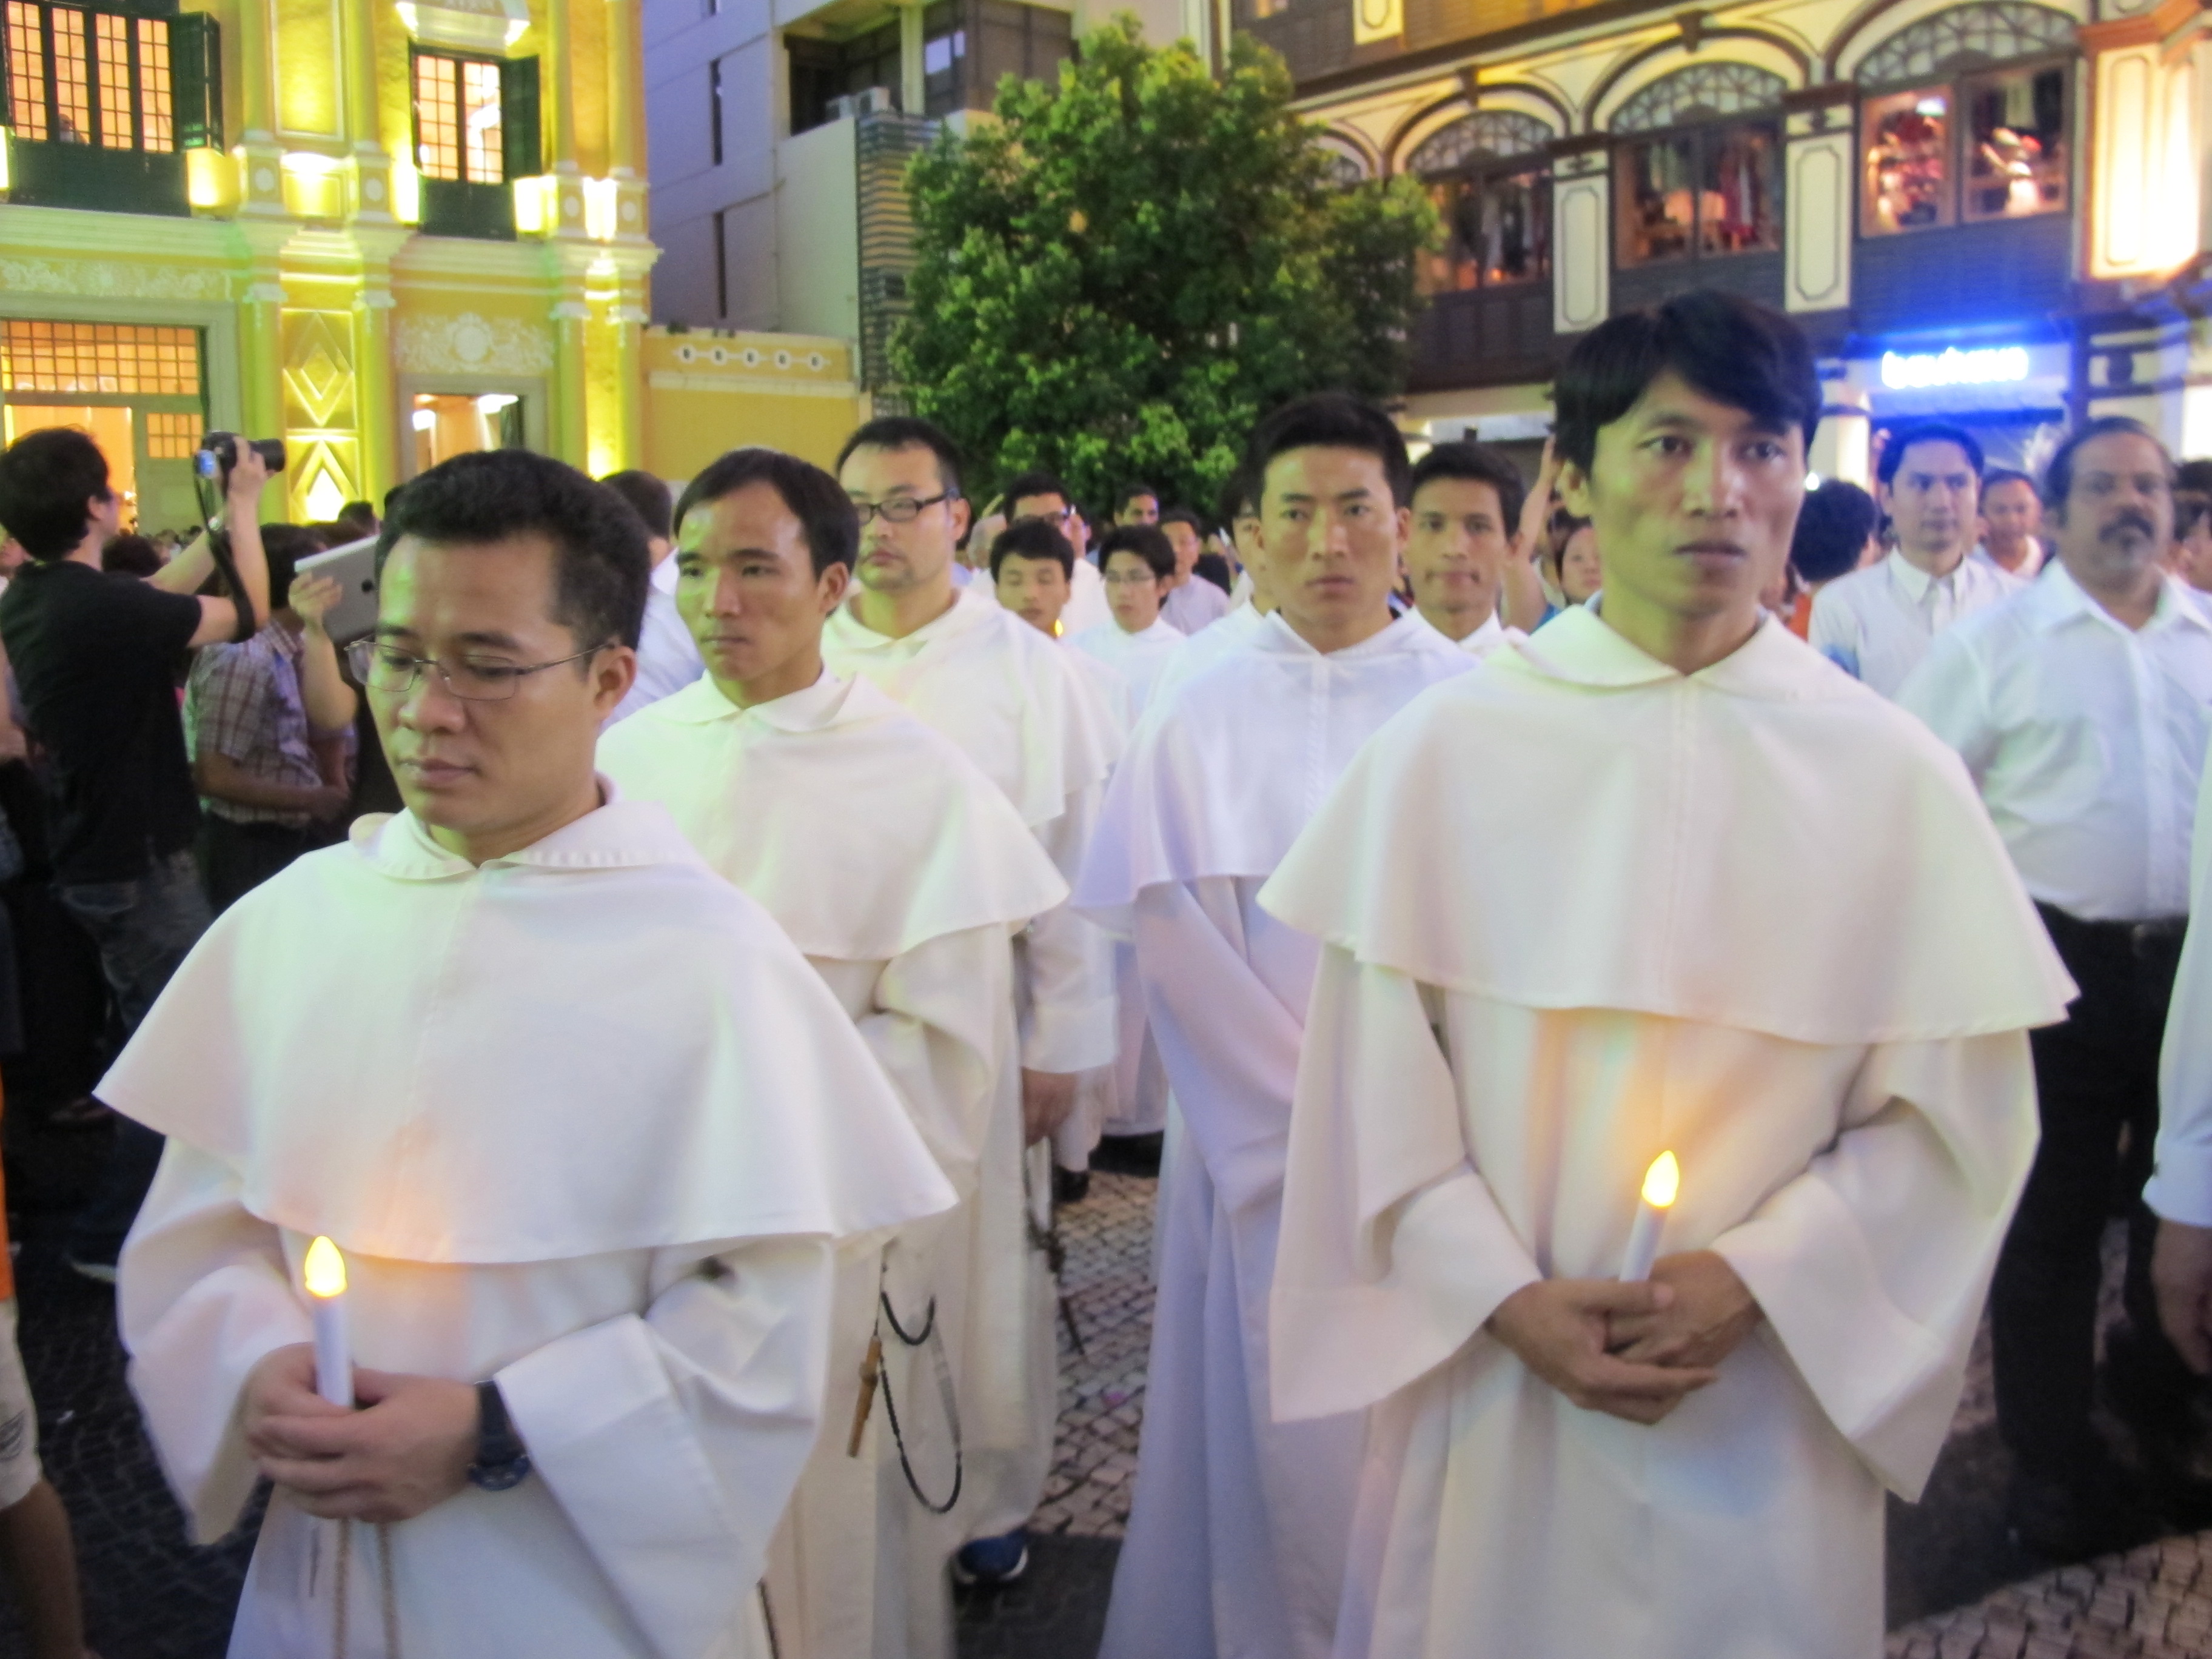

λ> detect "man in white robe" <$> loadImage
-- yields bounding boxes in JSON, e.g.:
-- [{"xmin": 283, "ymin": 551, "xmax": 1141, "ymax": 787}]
[
  {"xmin": 598, "ymin": 448, "xmax": 1069, "ymax": 1659},
  {"xmin": 112, "ymin": 450, "xmax": 954, "ymax": 1658},
  {"xmin": 1262, "ymin": 292, "xmax": 2071, "ymax": 1659},
  {"xmin": 1004, "ymin": 469, "xmax": 1112, "ymax": 637},
  {"xmin": 1402, "ymin": 441, "xmax": 1529, "ymax": 658},
  {"xmin": 1076, "ymin": 395, "xmax": 1475, "ymax": 1659},
  {"xmin": 1073, "ymin": 525, "xmax": 1187, "ymax": 722},
  {"xmin": 825, "ymin": 417, "xmax": 1121, "ymax": 1583}
]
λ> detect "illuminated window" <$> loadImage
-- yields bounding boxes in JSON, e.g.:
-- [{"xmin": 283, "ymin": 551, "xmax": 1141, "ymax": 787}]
[
  {"xmin": 1611, "ymin": 65, "xmax": 1785, "ymax": 267},
  {"xmin": 1857, "ymin": 4, "xmax": 2072, "ymax": 237},
  {"xmin": 137, "ymin": 18, "xmax": 173, "ymax": 150},
  {"xmin": 51, "ymin": 4, "xmax": 89, "ymax": 144},
  {"xmin": 5, "ymin": 3, "xmax": 48, "ymax": 142},
  {"xmin": 413, "ymin": 52, "xmax": 506, "ymax": 184},
  {"xmin": 1408, "ymin": 113, "xmax": 1555, "ymax": 295},
  {"xmin": 0, "ymin": 321, "xmax": 203, "ymax": 397},
  {"xmin": 145, "ymin": 411, "xmax": 199, "ymax": 459},
  {"xmin": 2, "ymin": 2, "xmax": 182, "ymax": 152}
]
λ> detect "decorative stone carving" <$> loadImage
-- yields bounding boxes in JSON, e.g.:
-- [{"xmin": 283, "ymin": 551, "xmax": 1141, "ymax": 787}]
[
  {"xmin": 0, "ymin": 256, "xmax": 229, "ymax": 302},
  {"xmin": 392, "ymin": 310, "xmax": 554, "ymax": 375}
]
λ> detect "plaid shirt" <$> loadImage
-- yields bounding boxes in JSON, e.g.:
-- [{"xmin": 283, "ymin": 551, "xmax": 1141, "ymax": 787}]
[{"xmin": 186, "ymin": 622, "xmax": 323, "ymax": 827}]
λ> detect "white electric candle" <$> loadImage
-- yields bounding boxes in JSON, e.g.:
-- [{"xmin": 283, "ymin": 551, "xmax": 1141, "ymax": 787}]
[
  {"xmin": 303, "ymin": 1235, "xmax": 352, "ymax": 1407},
  {"xmin": 1618, "ymin": 1151, "xmax": 1680, "ymax": 1282}
]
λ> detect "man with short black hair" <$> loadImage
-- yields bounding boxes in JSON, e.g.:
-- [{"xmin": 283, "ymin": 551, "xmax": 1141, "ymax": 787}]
[
  {"xmin": 0, "ymin": 426, "xmax": 273, "ymax": 1280},
  {"xmin": 827, "ymin": 415, "xmax": 1121, "ymax": 1586},
  {"xmin": 1981, "ymin": 466, "xmax": 2046, "ymax": 578},
  {"xmin": 1906, "ymin": 415, "xmax": 2212, "ymax": 1556},
  {"xmin": 1073, "ymin": 525, "xmax": 1185, "ymax": 718},
  {"xmin": 1115, "ymin": 481, "xmax": 1161, "ymax": 527},
  {"xmin": 1788, "ymin": 479, "xmax": 1882, "ymax": 637},
  {"xmin": 1157, "ymin": 508, "xmax": 1230, "ymax": 636},
  {"xmin": 1004, "ymin": 469, "xmax": 1110, "ymax": 634},
  {"xmin": 600, "ymin": 446, "xmax": 1062, "ymax": 1659},
  {"xmin": 1080, "ymin": 393, "xmax": 1472, "ymax": 1659},
  {"xmin": 1403, "ymin": 441, "xmax": 1527, "ymax": 654},
  {"xmin": 1810, "ymin": 421, "xmax": 2017, "ymax": 696},
  {"xmin": 117, "ymin": 446, "xmax": 953, "ymax": 1656},
  {"xmin": 1265, "ymin": 291, "xmax": 2065, "ymax": 1658},
  {"xmin": 601, "ymin": 468, "xmax": 703, "ymax": 723}
]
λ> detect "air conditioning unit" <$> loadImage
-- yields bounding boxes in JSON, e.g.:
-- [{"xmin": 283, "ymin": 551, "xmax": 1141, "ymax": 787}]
[{"xmin": 828, "ymin": 87, "xmax": 898, "ymax": 121}]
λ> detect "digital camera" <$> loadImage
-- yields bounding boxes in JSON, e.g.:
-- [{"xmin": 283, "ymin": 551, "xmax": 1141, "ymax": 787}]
[{"xmin": 194, "ymin": 433, "xmax": 287, "ymax": 480}]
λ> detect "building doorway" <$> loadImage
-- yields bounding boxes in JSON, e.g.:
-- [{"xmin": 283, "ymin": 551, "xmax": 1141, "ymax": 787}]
[{"xmin": 410, "ymin": 390, "xmax": 526, "ymax": 474}]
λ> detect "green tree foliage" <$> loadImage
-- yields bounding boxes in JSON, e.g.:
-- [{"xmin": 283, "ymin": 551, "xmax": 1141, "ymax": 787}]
[{"xmin": 890, "ymin": 16, "xmax": 1436, "ymax": 518}]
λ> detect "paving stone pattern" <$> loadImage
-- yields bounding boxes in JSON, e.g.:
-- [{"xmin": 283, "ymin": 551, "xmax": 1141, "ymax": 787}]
[{"xmin": 5, "ymin": 1128, "xmax": 2212, "ymax": 1658}]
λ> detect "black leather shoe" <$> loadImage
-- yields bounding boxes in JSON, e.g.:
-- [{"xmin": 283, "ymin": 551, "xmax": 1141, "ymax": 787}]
[
  {"xmin": 2006, "ymin": 1463, "xmax": 2151, "ymax": 1561},
  {"xmin": 1053, "ymin": 1166, "xmax": 1090, "ymax": 1205}
]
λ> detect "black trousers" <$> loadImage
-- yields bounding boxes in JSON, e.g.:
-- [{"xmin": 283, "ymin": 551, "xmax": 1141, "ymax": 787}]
[
  {"xmin": 1991, "ymin": 904, "xmax": 2197, "ymax": 1479},
  {"xmin": 196, "ymin": 816, "xmax": 311, "ymax": 916}
]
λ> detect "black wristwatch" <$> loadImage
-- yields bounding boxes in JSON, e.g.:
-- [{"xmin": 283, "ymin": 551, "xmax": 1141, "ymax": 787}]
[{"xmin": 467, "ymin": 1379, "xmax": 532, "ymax": 1491}]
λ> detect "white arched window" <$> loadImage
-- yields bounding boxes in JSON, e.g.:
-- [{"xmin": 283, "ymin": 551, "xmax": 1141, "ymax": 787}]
[
  {"xmin": 1405, "ymin": 109, "xmax": 1557, "ymax": 296},
  {"xmin": 1856, "ymin": 2, "xmax": 2076, "ymax": 235},
  {"xmin": 1610, "ymin": 62, "xmax": 1788, "ymax": 267}
]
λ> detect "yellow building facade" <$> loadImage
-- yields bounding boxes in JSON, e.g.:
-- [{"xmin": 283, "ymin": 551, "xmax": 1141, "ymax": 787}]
[{"xmin": 0, "ymin": 0, "xmax": 657, "ymax": 529}]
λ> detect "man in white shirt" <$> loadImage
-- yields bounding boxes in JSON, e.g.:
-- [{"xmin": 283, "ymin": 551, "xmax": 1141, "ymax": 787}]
[
  {"xmin": 1403, "ymin": 440, "xmax": 1529, "ymax": 657},
  {"xmin": 601, "ymin": 469, "xmax": 704, "ymax": 723},
  {"xmin": 1114, "ymin": 482, "xmax": 1161, "ymax": 528},
  {"xmin": 599, "ymin": 446, "xmax": 1067, "ymax": 1659},
  {"xmin": 1267, "ymin": 290, "xmax": 2066, "ymax": 1659},
  {"xmin": 114, "ymin": 448, "xmax": 953, "ymax": 1656},
  {"xmin": 1160, "ymin": 509, "xmax": 1232, "ymax": 636},
  {"xmin": 826, "ymin": 417, "xmax": 1121, "ymax": 1586},
  {"xmin": 1078, "ymin": 395, "xmax": 1474, "ymax": 1659},
  {"xmin": 1982, "ymin": 466, "xmax": 2048, "ymax": 578},
  {"xmin": 1903, "ymin": 415, "xmax": 2212, "ymax": 1556},
  {"xmin": 1811, "ymin": 423, "xmax": 2017, "ymax": 695},
  {"xmin": 1073, "ymin": 525, "xmax": 1185, "ymax": 719},
  {"xmin": 1150, "ymin": 472, "xmax": 1273, "ymax": 713},
  {"xmin": 1004, "ymin": 469, "xmax": 1111, "ymax": 636}
]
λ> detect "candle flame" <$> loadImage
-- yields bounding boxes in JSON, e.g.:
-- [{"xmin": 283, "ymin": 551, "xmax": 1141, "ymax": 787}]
[
  {"xmin": 303, "ymin": 1236, "xmax": 347, "ymax": 1299},
  {"xmin": 1641, "ymin": 1151, "xmax": 1680, "ymax": 1209}
]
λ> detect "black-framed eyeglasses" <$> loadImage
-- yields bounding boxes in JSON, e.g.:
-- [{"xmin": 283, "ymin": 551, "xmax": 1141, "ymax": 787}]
[
  {"xmin": 346, "ymin": 638, "xmax": 613, "ymax": 703},
  {"xmin": 1013, "ymin": 506, "xmax": 1075, "ymax": 527},
  {"xmin": 850, "ymin": 491, "xmax": 958, "ymax": 525}
]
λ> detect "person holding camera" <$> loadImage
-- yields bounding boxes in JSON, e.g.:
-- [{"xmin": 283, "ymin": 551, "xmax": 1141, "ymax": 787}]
[
  {"xmin": 0, "ymin": 426, "xmax": 271, "ymax": 1281},
  {"xmin": 187, "ymin": 525, "xmax": 357, "ymax": 912}
]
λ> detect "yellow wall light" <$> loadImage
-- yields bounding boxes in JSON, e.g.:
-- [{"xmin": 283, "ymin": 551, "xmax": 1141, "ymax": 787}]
[
  {"xmin": 583, "ymin": 176, "xmax": 618, "ymax": 243},
  {"xmin": 0, "ymin": 129, "xmax": 12, "ymax": 192},
  {"xmin": 514, "ymin": 174, "xmax": 554, "ymax": 235},
  {"xmin": 391, "ymin": 158, "xmax": 421, "ymax": 224}
]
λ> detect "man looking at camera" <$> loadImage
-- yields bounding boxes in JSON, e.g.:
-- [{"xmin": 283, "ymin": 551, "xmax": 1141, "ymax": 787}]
[
  {"xmin": 0, "ymin": 427, "xmax": 272, "ymax": 1281},
  {"xmin": 109, "ymin": 448, "xmax": 951, "ymax": 1656}
]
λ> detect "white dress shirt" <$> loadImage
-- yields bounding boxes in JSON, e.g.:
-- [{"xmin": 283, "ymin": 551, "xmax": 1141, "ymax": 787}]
[
  {"xmin": 1900, "ymin": 563, "xmax": 2212, "ymax": 922},
  {"xmin": 1810, "ymin": 551, "xmax": 2020, "ymax": 699},
  {"xmin": 1162, "ymin": 574, "xmax": 1231, "ymax": 636}
]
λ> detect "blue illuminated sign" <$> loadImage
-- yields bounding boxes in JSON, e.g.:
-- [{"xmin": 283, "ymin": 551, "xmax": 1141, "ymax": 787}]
[{"xmin": 1880, "ymin": 346, "xmax": 2032, "ymax": 390}]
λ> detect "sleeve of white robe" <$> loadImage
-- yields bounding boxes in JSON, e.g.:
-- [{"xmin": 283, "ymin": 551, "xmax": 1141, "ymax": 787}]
[
  {"xmin": 1132, "ymin": 877, "xmax": 1310, "ymax": 1219},
  {"xmin": 1016, "ymin": 781, "xmax": 1118, "ymax": 1074},
  {"xmin": 2150, "ymin": 725, "xmax": 2212, "ymax": 1227},
  {"xmin": 848, "ymin": 922, "xmax": 1013, "ymax": 1201},
  {"xmin": 1709, "ymin": 1031, "xmax": 2038, "ymax": 1497},
  {"xmin": 1270, "ymin": 947, "xmax": 1544, "ymax": 1423},
  {"xmin": 118, "ymin": 1139, "xmax": 315, "ymax": 1543},
  {"xmin": 495, "ymin": 1232, "xmax": 836, "ymax": 1659}
]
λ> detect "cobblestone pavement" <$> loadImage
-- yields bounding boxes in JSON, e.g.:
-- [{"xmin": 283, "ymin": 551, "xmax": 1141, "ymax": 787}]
[{"xmin": 8, "ymin": 1128, "xmax": 2212, "ymax": 1659}]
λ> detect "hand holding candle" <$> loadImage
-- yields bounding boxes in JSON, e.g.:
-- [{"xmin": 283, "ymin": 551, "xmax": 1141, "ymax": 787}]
[
  {"xmin": 1618, "ymin": 1151, "xmax": 1680, "ymax": 1282},
  {"xmin": 302, "ymin": 1235, "xmax": 353, "ymax": 1407}
]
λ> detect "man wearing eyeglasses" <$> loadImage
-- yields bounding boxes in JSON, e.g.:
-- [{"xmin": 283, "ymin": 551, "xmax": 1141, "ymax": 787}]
[
  {"xmin": 1004, "ymin": 470, "xmax": 1111, "ymax": 635},
  {"xmin": 826, "ymin": 417, "xmax": 1123, "ymax": 1588},
  {"xmin": 110, "ymin": 448, "xmax": 954, "ymax": 1656}
]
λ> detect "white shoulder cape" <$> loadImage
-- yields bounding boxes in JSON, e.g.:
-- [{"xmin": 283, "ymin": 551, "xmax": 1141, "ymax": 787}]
[
  {"xmin": 598, "ymin": 673, "xmax": 1067, "ymax": 960},
  {"xmin": 823, "ymin": 586, "xmax": 1122, "ymax": 829},
  {"xmin": 99, "ymin": 796, "xmax": 957, "ymax": 1262},
  {"xmin": 1260, "ymin": 608, "xmax": 2076, "ymax": 1044},
  {"xmin": 1075, "ymin": 611, "xmax": 1473, "ymax": 923}
]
